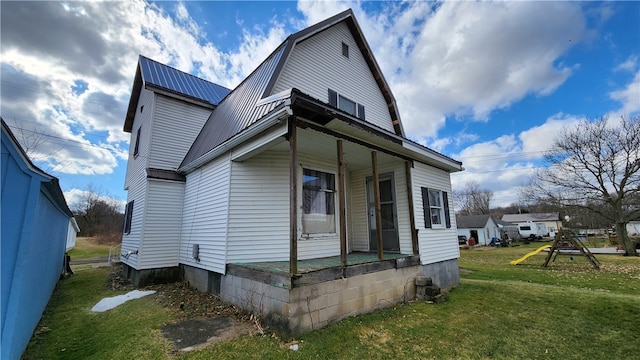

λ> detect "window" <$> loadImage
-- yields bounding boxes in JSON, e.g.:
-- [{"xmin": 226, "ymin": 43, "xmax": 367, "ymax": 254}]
[
  {"xmin": 520, "ymin": 226, "xmax": 531, "ymax": 231},
  {"xmin": 421, "ymin": 187, "xmax": 450, "ymax": 228},
  {"xmin": 302, "ymin": 168, "xmax": 336, "ymax": 234},
  {"xmin": 338, "ymin": 95, "xmax": 356, "ymax": 116},
  {"xmin": 123, "ymin": 200, "xmax": 134, "ymax": 234},
  {"xmin": 133, "ymin": 126, "xmax": 141, "ymax": 157},
  {"xmin": 342, "ymin": 42, "xmax": 349, "ymax": 58},
  {"xmin": 328, "ymin": 89, "xmax": 366, "ymax": 120}
]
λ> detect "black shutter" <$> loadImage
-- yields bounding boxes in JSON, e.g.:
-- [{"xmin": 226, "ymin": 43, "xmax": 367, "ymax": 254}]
[
  {"xmin": 357, "ymin": 104, "xmax": 365, "ymax": 120},
  {"xmin": 422, "ymin": 187, "xmax": 431, "ymax": 228},
  {"xmin": 328, "ymin": 89, "xmax": 338, "ymax": 107},
  {"xmin": 443, "ymin": 191, "xmax": 451, "ymax": 228}
]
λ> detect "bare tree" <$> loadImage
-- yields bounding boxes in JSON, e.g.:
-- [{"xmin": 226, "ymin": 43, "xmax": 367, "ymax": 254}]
[
  {"xmin": 454, "ymin": 180, "xmax": 494, "ymax": 215},
  {"xmin": 528, "ymin": 115, "xmax": 639, "ymax": 256},
  {"xmin": 5, "ymin": 119, "xmax": 63, "ymax": 172},
  {"xmin": 70, "ymin": 184, "xmax": 124, "ymax": 243}
]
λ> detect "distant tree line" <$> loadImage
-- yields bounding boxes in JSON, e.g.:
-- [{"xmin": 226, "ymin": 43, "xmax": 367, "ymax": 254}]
[{"xmin": 70, "ymin": 185, "xmax": 124, "ymax": 245}]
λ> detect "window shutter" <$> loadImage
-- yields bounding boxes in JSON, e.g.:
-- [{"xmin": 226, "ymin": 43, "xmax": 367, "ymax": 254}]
[
  {"xmin": 443, "ymin": 191, "xmax": 451, "ymax": 228},
  {"xmin": 328, "ymin": 89, "xmax": 338, "ymax": 107},
  {"xmin": 422, "ymin": 187, "xmax": 431, "ymax": 228},
  {"xmin": 357, "ymin": 104, "xmax": 365, "ymax": 120}
]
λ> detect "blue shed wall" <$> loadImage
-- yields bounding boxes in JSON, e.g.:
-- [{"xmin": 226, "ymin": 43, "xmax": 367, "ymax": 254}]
[{"xmin": 1, "ymin": 130, "xmax": 70, "ymax": 360}]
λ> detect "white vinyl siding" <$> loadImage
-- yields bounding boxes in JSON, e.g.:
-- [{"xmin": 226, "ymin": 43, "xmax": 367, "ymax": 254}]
[
  {"xmin": 124, "ymin": 89, "xmax": 154, "ymax": 189},
  {"xmin": 138, "ymin": 180, "xmax": 184, "ymax": 269},
  {"xmin": 227, "ymin": 151, "xmax": 290, "ymax": 262},
  {"xmin": 412, "ymin": 162, "xmax": 459, "ymax": 264},
  {"xmin": 179, "ymin": 156, "xmax": 231, "ymax": 274},
  {"xmin": 272, "ymin": 22, "xmax": 394, "ymax": 132},
  {"xmin": 149, "ymin": 95, "xmax": 212, "ymax": 170},
  {"xmin": 122, "ymin": 89, "xmax": 154, "ymax": 268}
]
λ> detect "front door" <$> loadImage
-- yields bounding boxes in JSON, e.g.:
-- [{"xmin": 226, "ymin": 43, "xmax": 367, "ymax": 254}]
[{"xmin": 367, "ymin": 173, "xmax": 400, "ymax": 252}]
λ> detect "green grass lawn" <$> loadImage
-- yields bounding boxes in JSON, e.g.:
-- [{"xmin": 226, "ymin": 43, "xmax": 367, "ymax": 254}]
[
  {"xmin": 68, "ymin": 237, "xmax": 114, "ymax": 260},
  {"xmin": 24, "ymin": 244, "xmax": 640, "ymax": 359}
]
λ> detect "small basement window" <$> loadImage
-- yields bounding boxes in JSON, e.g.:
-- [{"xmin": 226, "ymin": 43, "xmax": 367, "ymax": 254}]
[{"xmin": 342, "ymin": 42, "xmax": 349, "ymax": 58}]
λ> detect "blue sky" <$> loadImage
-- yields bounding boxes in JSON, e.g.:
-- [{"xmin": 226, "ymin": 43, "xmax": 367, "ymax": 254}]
[{"xmin": 1, "ymin": 1, "xmax": 638, "ymax": 210}]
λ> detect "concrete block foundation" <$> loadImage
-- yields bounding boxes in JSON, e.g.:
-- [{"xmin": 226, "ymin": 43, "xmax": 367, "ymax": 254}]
[{"xmin": 178, "ymin": 257, "xmax": 460, "ymax": 335}]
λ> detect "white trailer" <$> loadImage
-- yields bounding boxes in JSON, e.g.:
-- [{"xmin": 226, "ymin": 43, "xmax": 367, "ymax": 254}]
[{"xmin": 517, "ymin": 222, "xmax": 547, "ymax": 239}]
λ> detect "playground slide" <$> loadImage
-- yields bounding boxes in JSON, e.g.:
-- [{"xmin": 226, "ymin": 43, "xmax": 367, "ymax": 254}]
[{"xmin": 510, "ymin": 245, "xmax": 551, "ymax": 265}]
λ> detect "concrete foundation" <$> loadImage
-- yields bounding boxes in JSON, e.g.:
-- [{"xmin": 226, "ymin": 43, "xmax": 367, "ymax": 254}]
[
  {"xmin": 156, "ymin": 257, "xmax": 459, "ymax": 335},
  {"xmin": 215, "ymin": 265, "xmax": 420, "ymax": 334},
  {"xmin": 122, "ymin": 263, "xmax": 181, "ymax": 287},
  {"xmin": 420, "ymin": 258, "xmax": 460, "ymax": 290}
]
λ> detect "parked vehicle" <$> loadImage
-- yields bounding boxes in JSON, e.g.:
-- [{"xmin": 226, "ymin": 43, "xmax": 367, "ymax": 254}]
[
  {"xmin": 517, "ymin": 222, "xmax": 546, "ymax": 239},
  {"xmin": 458, "ymin": 235, "xmax": 467, "ymax": 245}
]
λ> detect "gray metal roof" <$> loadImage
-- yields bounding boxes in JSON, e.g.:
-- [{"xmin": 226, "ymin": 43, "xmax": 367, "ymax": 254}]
[
  {"xmin": 123, "ymin": 56, "xmax": 231, "ymax": 133},
  {"xmin": 456, "ymin": 214, "xmax": 496, "ymax": 229},
  {"xmin": 501, "ymin": 213, "xmax": 560, "ymax": 223},
  {"xmin": 180, "ymin": 45, "xmax": 287, "ymax": 167}
]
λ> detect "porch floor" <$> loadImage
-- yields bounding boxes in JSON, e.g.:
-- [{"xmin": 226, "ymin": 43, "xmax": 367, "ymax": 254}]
[{"xmin": 232, "ymin": 252, "xmax": 409, "ymax": 274}]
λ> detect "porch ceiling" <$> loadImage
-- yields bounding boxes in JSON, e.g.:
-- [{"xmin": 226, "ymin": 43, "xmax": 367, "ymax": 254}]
[{"xmin": 271, "ymin": 126, "xmax": 400, "ymax": 171}]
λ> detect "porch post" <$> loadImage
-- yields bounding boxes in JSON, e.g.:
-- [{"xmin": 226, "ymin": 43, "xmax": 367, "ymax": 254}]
[
  {"xmin": 289, "ymin": 115, "xmax": 299, "ymax": 277},
  {"xmin": 405, "ymin": 161, "xmax": 419, "ymax": 255},
  {"xmin": 371, "ymin": 151, "xmax": 384, "ymax": 260},
  {"xmin": 337, "ymin": 140, "xmax": 347, "ymax": 267}
]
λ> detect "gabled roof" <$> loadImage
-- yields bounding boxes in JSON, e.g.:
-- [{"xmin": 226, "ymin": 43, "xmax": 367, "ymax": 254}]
[
  {"xmin": 495, "ymin": 218, "xmax": 518, "ymax": 228},
  {"xmin": 1, "ymin": 119, "xmax": 73, "ymax": 217},
  {"xmin": 123, "ymin": 56, "xmax": 231, "ymax": 132},
  {"xmin": 181, "ymin": 9, "xmax": 405, "ymax": 168},
  {"xmin": 501, "ymin": 213, "xmax": 560, "ymax": 223},
  {"xmin": 456, "ymin": 214, "xmax": 497, "ymax": 229}
]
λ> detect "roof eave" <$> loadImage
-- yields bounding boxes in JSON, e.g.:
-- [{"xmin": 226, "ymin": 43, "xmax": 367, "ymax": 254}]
[{"xmin": 290, "ymin": 91, "xmax": 463, "ymax": 173}]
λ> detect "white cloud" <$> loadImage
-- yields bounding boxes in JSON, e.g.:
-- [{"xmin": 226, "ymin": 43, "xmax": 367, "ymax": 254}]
[
  {"xmin": 449, "ymin": 113, "xmax": 587, "ymax": 207},
  {"xmin": 0, "ymin": 0, "xmax": 289, "ymax": 176},
  {"xmin": 615, "ymin": 55, "xmax": 638, "ymax": 72},
  {"xmin": 519, "ymin": 114, "xmax": 583, "ymax": 155},
  {"xmin": 297, "ymin": 1, "xmax": 587, "ymax": 146},
  {"xmin": 610, "ymin": 70, "xmax": 640, "ymax": 115}
]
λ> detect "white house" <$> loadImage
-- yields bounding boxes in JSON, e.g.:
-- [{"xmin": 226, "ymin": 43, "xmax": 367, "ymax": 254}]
[
  {"xmin": 456, "ymin": 214, "xmax": 501, "ymax": 246},
  {"xmin": 120, "ymin": 9, "xmax": 463, "ymax": 333}
]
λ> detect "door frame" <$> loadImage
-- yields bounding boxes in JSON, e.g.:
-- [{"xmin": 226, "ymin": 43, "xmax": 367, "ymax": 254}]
[{"xmin": 366, "ymin": 172, "xmax": 400, "ymax": 252}]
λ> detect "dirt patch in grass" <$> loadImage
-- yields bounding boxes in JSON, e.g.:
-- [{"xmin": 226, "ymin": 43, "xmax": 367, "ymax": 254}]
[
  {"xmin": 161, "ymin": 316, "xmax": 254, "ymax": 352},
  {"xmin": 106, "ymin": 265, "xmax": 258, "ymax": 352}
]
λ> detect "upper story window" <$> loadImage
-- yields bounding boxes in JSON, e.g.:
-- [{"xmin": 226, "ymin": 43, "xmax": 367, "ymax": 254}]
[
  {"xmin": 133, "ymin": 126, "xmax": 141, "ymax": 158},
  {"xmin": 342, "ymin": 42, "xmax": 349, "ymax": 58},
  {"xmin": 338, "ymin": 95, "xmax": 356, "ymax": 116},
  {"xmin": 302, "ymin": 168, "xmax": 336, "ymax": 235},
  {"xmin": 421, "ymin": 187, "xmax": 451, "ymax": 228},
  {"xmin": 328, "ymin": 89, "xmax": 365, "ymax": 120}
]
